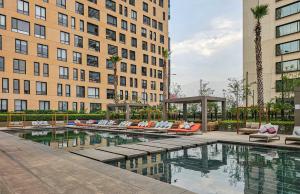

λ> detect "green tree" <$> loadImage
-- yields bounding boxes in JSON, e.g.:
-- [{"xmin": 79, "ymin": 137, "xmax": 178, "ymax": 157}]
[
  {"xmin": 162, "ymin": 48, "xmax": 171, "ymax": 120},
  {"xmin": 251, "ymin": 4, "xmax": 269, "ymax": 125},
  {"xmin": 108, "ymin": 55, "xmax": 122, "ymax": 104}
]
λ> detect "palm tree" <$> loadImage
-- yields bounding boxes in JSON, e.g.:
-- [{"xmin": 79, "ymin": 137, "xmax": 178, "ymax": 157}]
[
  {"xmin": 108, "ymin": 55, "xmax": 122, "ymax": 104},
  {"xmin": 251, "ymin": 4, "xmax": 269, "ymax": 125},
  {"xmin": 162, "ymin": 48, "xmax": 171, "ymax": 120}
]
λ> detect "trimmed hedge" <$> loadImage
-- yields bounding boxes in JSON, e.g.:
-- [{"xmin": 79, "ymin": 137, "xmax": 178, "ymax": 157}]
[{"xmin": 218, "ymin": 120, "xmax": 294, "ymax": 135}]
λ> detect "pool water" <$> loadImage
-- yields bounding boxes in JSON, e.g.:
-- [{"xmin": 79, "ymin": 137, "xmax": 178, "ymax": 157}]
[
  {"xmin": 7, "ymin": 128, "xmax": 163, "ymax": 151},
  {"xmin": 109, "ymin": 143, "xmax": 300, "ymax": 194}
]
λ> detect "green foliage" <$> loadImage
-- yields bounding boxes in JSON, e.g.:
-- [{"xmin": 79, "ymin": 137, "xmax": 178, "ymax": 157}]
[{"xmin": 251, "ymin": 4, "xmax": 269, "ymax": 20}]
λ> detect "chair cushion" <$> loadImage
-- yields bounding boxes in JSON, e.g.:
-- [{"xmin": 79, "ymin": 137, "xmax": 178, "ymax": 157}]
[
  {"xmin": 294, "ymin": 127, "xmax": 300, "ymax": 136},
  {"xmin": 251, "ymin": 123, "xmax": 260, "ymax": 129},
  {"xmin": 259, "ymin": 125, "xmax": 268, "ymax": 133},
  {"xmin": 267, "ymin": 127, "xmax": 277, "ymax": 134}
]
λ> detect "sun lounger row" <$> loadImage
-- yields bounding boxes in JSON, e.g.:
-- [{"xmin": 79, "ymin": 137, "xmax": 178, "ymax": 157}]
[{"xmin": 32, "ymin": 121, "xmax": 51, "ymax": 128}]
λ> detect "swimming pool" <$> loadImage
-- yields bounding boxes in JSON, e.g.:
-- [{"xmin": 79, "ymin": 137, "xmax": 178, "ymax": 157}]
[
  {"xmin": 108, "ymin": 143, "xmax": 300, "ymax": 194},
  {"xmin": 7, "ymin": 128, "xmax": 165, "ymax": 151}
]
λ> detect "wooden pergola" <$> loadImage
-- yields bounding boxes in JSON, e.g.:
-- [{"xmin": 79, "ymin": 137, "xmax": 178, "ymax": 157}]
[
  {"xmin": 164, "ymin": 96, "xmax": 226, "ymax": 132},
  {"xmin": 107, "ymin": 103, "xmax": 149, "ymax": 120}
]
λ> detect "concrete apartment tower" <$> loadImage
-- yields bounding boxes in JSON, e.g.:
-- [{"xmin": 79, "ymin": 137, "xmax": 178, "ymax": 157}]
[
  {"xmin": 0, "ymin": 0, "xmax": 170, "ymax": 112},
  {"xmin": 243, "ymin": 0, "xmax": 300, "ymax": 105}
]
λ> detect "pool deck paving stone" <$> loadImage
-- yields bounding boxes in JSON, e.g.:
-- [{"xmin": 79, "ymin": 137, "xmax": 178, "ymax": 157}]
[
  {"xmin": 96, "ymin": 146, "xmax": 148, "ymax": 158},
  {"xmin": 0, "ymin": 131, "xmax": 195, "ymax": 194},
  {"xmin": 137, "ymin": 142, "xmax": 183, "ymax": 151},
  {"xmin": 117, "ymin": 144, "xmax": 166, "ymax": 154},
  {"xmin": 150, "ymin": 139, "xmax": 198, "ymax": 149},
  {"xmin": 70, "ymin": 149, "xmax": 125, "ymax": 162}
]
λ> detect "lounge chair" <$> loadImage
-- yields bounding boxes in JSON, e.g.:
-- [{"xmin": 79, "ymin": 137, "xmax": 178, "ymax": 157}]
[
  {"xmin": 249, "ymin": 124, "xmax": 280, "ymax": 142},
  {"xmin": 31, "ymin": 121, "xmax": 51, "ymax": 128},
  {"xmin": 168, "ymin": 123, "xmax": 201, "ymax": 135},
  {"xmin": 239, "ymin": 122, "xmax": 260, "ymax": 134},
  {"xmin": 144, "ymin": 121, "xmax": 173, "ymax": 133},
  {"xmin": 96, "ymin": 120, "xmax": 116, "ymax": 128},
  {"xmin": 7, "ymin": 121, "xmax": 24, "ymax": 128},
  {"xmin": 285, "ymin": 126, "xmax": 300, "ymax": 145},
  {"xmin": 110, "ymin": 121, "xmax": 133, "ymax": 130},
  {"xmin": 127, "ymin": 121, "xmax": 156, "ymax": 131}
]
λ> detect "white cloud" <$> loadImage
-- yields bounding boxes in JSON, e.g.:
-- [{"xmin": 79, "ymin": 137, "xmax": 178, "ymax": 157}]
[{"xmin": 171, "ymin": 18, "xmax": 242, "ymax": 57}]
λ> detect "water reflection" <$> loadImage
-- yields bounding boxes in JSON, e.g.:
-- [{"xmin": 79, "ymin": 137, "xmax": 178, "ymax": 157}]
[
  {"xmin": 109, "ymin": 144, "xmax": 300, "ymax": 194},
  {"xmin": 10, "ymin": 129, "xmax": 161, "ymax": 151}
]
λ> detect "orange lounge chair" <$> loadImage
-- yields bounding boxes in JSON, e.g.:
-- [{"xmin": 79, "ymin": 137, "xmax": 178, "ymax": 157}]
[
  {"xmin": 168, "ymin": 124, "xmax": 201, "ymax": 135},
  {"xmin": 127, "ymin": 121, "xmax": 156, "ymax": 131}
]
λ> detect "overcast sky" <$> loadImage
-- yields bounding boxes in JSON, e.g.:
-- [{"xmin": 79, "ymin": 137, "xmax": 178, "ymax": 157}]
[{"xmin": 169, "ymin": 0, "xmax": 243, "ymax": 96}]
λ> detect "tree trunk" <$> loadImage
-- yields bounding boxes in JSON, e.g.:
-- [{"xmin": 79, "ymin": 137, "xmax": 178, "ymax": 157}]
[
  {"xmin": 162, "ymin": 59, "xmax": 168, "ymax": 120},
  {"xmin": 113, "ymin": 62, "xmax": 119, "ymax": 105},
  {"xmin": 254, "ymin": 20, "xmax": 265, "ymax": 126}
]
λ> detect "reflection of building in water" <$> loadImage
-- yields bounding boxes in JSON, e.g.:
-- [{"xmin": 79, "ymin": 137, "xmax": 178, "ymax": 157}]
[{"xmin": 111, "ymin": 152, "xmax": 172, "ymax": 182}]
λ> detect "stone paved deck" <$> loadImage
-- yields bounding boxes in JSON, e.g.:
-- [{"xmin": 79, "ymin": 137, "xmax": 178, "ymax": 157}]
[
  {"xmin": 96, "ymin": 146, "xmax": 147, "ymax": 158},
  {"xmin": 0, "ymin": 132, "xmax": 194, "ymax": 194},
  {"xmin": 151, "ymin": 139, "xmax": 197, "ymax": 148},
  {"xmin": 138, "ymin": 142, "xmax": 182, "ymax": 151},
  {"xmin": 117, "ymin": 144, "xmax": 166, "ymax": 154},
  {"xmin": 71, "ymin": 149, "xmax": 125, "ymax": 162}
]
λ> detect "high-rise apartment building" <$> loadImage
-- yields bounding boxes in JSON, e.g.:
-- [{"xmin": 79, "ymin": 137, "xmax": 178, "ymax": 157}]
[
  {"xmin": 0, "ymin": 0, "xmax": 169, "ymax": 112},
  {"xmin": 244, "ymin": 0, "xmax": 300, "ymax": 104}
]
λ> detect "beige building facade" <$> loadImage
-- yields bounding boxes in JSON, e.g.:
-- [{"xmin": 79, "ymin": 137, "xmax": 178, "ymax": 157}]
[
  {"xmin": 0, "ymin": 0, "xmax": 169, "ymax": 112},
  {"xmin": 243, "ymin": 0, "xmax": 300, "ymax": 104}
]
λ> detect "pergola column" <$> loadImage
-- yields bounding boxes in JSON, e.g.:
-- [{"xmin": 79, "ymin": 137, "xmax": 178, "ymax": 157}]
[
  {"xmin": 222, "ymin": 101, "xmax": 226, "ymax": 120},
  {"xmin": 202, "ymin": 98, "xmax": 207, "ymax": 132},
  {"xmin": 125, "ymin": 104, "xmax": 130, "ymax": 120},
  {"xmin": 183, "ymin": 103, "xmax": 187, "ymax": 121}
]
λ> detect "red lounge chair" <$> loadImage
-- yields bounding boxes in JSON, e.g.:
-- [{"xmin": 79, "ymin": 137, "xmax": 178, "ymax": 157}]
[
  {"xmin": 168, "ymin": 124, "xmax": 201, "ymax": 135},
  {"xmin": 127, "ymin": 121, "xmax": 156, "ymax": 130}
]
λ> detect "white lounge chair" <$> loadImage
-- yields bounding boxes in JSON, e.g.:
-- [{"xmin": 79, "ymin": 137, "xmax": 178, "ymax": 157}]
[
  {"xmin": 249, "ymin": 124, "xmax": 280, "ymax": 143},
  {"xmin": 285, "ymin": 126, "xmax": 300, "ymax": 145}
]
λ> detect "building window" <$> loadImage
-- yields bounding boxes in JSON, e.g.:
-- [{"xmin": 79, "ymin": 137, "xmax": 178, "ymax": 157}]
[
  {"xmin": 122, "ymin": 48, "xmax": 128, "ymax": 59},
  {"xmin": 57, "ymin": 48, "xmax": 67, "ymax": 61},
  {"xmin": 108, "ymin": 44, "xmax": 118, "ymax": 55},
  {"xmin": 35, "ymin": 5, "xmax": 46, "ymax": 20},
  {"xmin": 2, "ymin": 78, "xmax": 9, "ymax": 93},
  {"xmin": 90, "ymin": 103, "xmax": 101, "ymax": 113},
  {"xmin": 107, "ymin": 14, "xmax": 117, "ymax": 26},
  {"xmin": 88, "ymin": 0, "xmax": 97, "ymax": 4},
  {"xmin": 121, "ymin": 20, "xmax": 127, "ymax": 30},
  {"xmin": 17, "ymin": 0, "xmax": 29, "ymax": 15},
  {"xmin": 15, "ymin": 39, "xmax": 28, "ymax": 54},
  {"xmin": 87, "ymin": 23, "xmax": 99, "ymax": 36},
  {"xmin": 13, "ymin": 79, "xmax": 20, "ymax": 94},
  {"xmin": 56, "ymin": 0, "xmax": 66, "ymax": 9},
  {"xmin": 39, "ymin": 101, "xmax": 50, "ymax": 110},
  {"xmin": 131, "ymin": 10, "xmax": 137, "ymax": 20},
  {"xmin": 75, "ymin": 2, "xmax": 84, "ymax": 15},
  {"xmin": 107, "ymin": 74, "xmax": 114, "ymax": 84},
  {"xmin": 142, "ymin": 80, "xmax": 147, "ymax": 89},
  {"xmin": 276, "ymin": 2, "xmax": 300, "ymax": 19},
  {"xmin": 24, "ymin": 80, "xmax": 30, "ymax": 94},
  {"xmin": 107, "ymin": 89, "xmax": 114, "ymax": 99},
  {"xmin": 65, "ymin": 84, "xmax": 70, "ymax": 97},
  {"xmin": 36, "ymin": 81, "xmax": 47, "ymax": 95},
  {"xmin": 74, "ymin": 35, "xmax": 83, "ymax": 48},
  {"xmin": 59, "ymin": 66, "xmax": 69, "ymax": 79},
  {"xmin": 87, "ymin": 55, "xmax": 98, "ymax": 67},
  {"xmin": 73, "ymin": 52, "xmax": 82, "ymax": 64},
  {"xmin": 88, "ymin": 7, "xmax": 100, "ymax": 20},
  {"xmin": 13, "ymin": 59, "xmax": 26, "ymax": 74},
  {"xmin": 131, "ymin": 64, "xmax": 136, "ymax": 74},
  {"xmin": 0, "ymin": 14, "xmax": 5, "ymax": 29},
  {"xmin": 79, "ymin": 20, "xmax": 84, "ymax": 31},
  {"xmin": 43, "ymin": 63, "xmax": 49, "ymax": 77},
  {"xmin": 88, "ymin": 87, "xmax": 99, "ymax": 98},
  {"xmin": 106, "ymin": 59, "xmax": 113, "ymax": 69},
  {"xmin": 71, "ymin": 17, "xmax": 75, "ymax": 29},
  {"xmin": 131, "ymin": 37, "xmax": 137, "ymax": 48},
  {"xmin": 37, "ymin": 44, "xmax": 48, "ymax": 58},
  {"xmin": 106, "ymin": 0, "xmax": 116, "ymax": 11},
  {"xmin": 73, "ymin": 68, "xmax": 78, "ymax": 80},
  {"xmin": 0, "ymin": 0, "xmax": 3, "ymax": 8},
  {"xmin": 58, "ymin": 13, "xmax": 68, "ymax": 27},
  {"xmin": 276, "ymin": 59, "xmax": 300, "ymax": 74},
  {"xmin": 106, "ymin": 29, "xmax": 116, "ymax": 41},
  {"xmin": 119, "ymin": 33, "xmax": 126, "ymax": 44},
  {"xmin": 72, "ymin": 102, "xmax": 77, "ymax": 112},
  {"xmin": 76, "ymin": 86, "xmax": 85, "ymax": 98},
  {"xmin": 276, "ymin": 40, "xmax": 300, "ymax": 56},
  {"xmin": 120, "ymin": 62, "xmax": 127, "ymax": 72},
  {"xmin": 143, "ymin": 2, "xmax": 148, "ymax": 12},
  {"xmin": 142, "ymin": 66, "xmax": 147, "ymax": 76},
  {"xmin": 130, "ymin": 50, "xmax": 135, "ymax": 60},
  {"xmin": 0, "ymin": 99, "xmax": 8, "ymax": 112},
  {"xmin": 0, "ymin": 56, "xmax": 4, "ymax": 71},
  {"xmin": 80, "ymin": 70, "xmax": 85, "ymax": 81},
  {"xmin": 57, "ymin": 84, "xmax": 63, "ymax": 96},
  {"xmin": 12, "ymin": 18, "xmax": 30, "ymax": 35},
  {"xmin": 276, "ymin": 21, "xmax": 300, "ymax": 37},
  {"xmin": 120, "ymin": 76, "xmax": 126, "ymax": 86},
  {"xmin": 60, "ymin": 31, "xmax": 70, "ymax": 44},
  {"xmin": 34, "ymin": 62, "xmax": 40, "ymax": 76},
  {"xmin": 14, "ymin": 100, "xmax": 27, "ymax": 111},
  {"xmin": 58, "ymin": 101, "xmax": 68, "ymax": 112},
  {"xmin": 88, "ymin": 39, "xmax": 100, "ymax": 52},
  {"xmin": 89, "ymin": 71, "xmax": 100, "ymax": 83},
  {"xmin": 130, "ymin": 23, "xmax": 136, "ymax": 33},
  {"xmin": 0, "ymin": 35, "xmax": 2, "ymax": 50},
  {"xmin": 34, "ymin": 24, "xmax": 46, "ymax": 38}
]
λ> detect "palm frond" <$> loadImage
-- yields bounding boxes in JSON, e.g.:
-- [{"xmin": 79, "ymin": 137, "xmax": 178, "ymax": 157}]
[
  {"xmin": 251, "ymin": 4, "xmax": 269, "ymax": 20},
  {"xmin": 108, "ymin": 55, "xmax": 122, "ymax": 63},
  {"xmin": 162, "ymin": 48, "xmax": 171, "ymax": 60}
]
